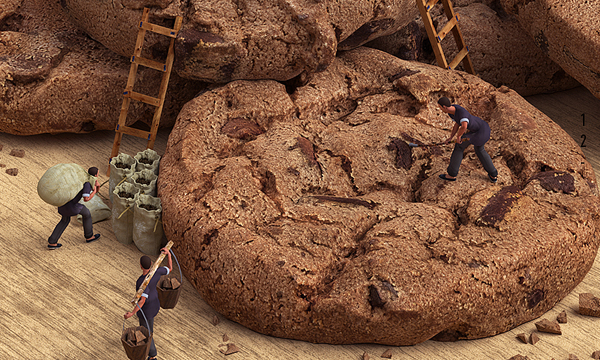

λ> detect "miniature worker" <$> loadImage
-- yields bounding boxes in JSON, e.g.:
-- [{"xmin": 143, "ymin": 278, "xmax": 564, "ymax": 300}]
[
  {"xmin": 437, "ymin": 97, "xmax": 498, "ymax": 183},
  {"xmin": 47, "ymin": 167, "xmax": 101, "ymax": 249},
  {"xmin": 124, "ymin": 249, "xmax": 173, "ymax": 360}
]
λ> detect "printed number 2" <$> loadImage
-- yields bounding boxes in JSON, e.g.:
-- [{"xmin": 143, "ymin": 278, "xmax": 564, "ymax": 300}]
[{"xmin": 581, "ymin": 134, "xmax": 587, "ymax": 147}]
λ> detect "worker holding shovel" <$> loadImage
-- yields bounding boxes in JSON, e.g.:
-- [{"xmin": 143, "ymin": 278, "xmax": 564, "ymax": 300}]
[
  {"xmin": 124, "ymin": 249, "xmax": 173, "ymax": 360},
  {"xmin": 437, "ymin": 97, "xmax": 498, "ymax": 183}
]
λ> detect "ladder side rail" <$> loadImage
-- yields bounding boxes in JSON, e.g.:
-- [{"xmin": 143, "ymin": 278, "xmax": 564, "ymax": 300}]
[
  {"xmin": 440, "ymin": 0, "xmax": 475, "ymax": 73},
  {"xmin": 147, "ymin": 16, "xmax": 182, "ymax": 149},
  {"xmin": 416, "ymin": 0, "xmax": 449, "ymax": 69}
]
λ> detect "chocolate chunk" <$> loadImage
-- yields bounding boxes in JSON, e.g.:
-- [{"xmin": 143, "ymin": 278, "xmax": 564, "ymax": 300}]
[
  {"xmin": 579, "ymin": 293, "xmax": 600, "ymax": 317},
  {"xmin": 592, "ymin": 350, "xmax": 600, "ymax": 359},
  {"xmin": 381, "ymin": 349, "xmax": 392, "ymax": 358},
  {"xmin": 6, "ymin": 168, "xmax": 18, "ymax": 176},
  {"xmin": 529, "ymin": 332, "xmax": 539, "ymax": 345},
  {"xmin": 556, "ymin": 310, "xmax": 567, "ymax": 323},
  {"xmin": 387, "ymin": 138, "xmax": 412, "ymax": 170},
  {"xmin": 534, "ymin": 319, "xmax": 561, "ymax": 334},
  {"xmin": 476, "ymin": 186, "xmax": 522, "ymax": 227},
  {"xmin": 529, "ymin": 170, "xmax": 575, "ymax": 194},
  {"xmin": 516, "ymin": 333, "xmax": 528, "ymax": 343},
  {"xmin": 221, "ymin": 118, "xmax": 264, "ymax": 140},
  {"xmin": 9, "ymin": 149, "xmax": 24, "ymax": 158},
  {"xmin": 219, "ymin": 343, "xmax": 239, "ymax": 355}
]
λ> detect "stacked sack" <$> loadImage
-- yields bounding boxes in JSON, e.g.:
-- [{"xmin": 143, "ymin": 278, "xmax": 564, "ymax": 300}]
[{"xmin": 110, "ymin": 149, "xmax": 165, "ymax": 255}]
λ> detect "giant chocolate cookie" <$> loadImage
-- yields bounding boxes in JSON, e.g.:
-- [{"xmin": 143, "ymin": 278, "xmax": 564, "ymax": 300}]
[{"xmin": 158, "ymin": 47, "xmax": 600, "ymax": 345}]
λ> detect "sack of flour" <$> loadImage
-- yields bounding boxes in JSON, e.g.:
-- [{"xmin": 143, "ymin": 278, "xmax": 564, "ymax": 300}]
[
  {"xmin": 77, "ymin": 195, "xmax": 111, "ymax": 224},
  {"xmin": 37, "ymin": 163, "xmax": 96, "ymax": 207},
  {"xmin": 128, "ymin": 169, "xmax": 157, "ymax": 197},
  {"xmin": 134, "ymin": 149, "xmax": 160, "ymax": 175},
  {"xmin": 133, "ymin": 194, "xmax": 164, "ymax": 256},
  {"xmin": 109, "ymin": 153, "xmax": 137, "ymax": 204},
  {"xmin": 112, "ymin": 182, "xmax": 140, "ymax": 245}
]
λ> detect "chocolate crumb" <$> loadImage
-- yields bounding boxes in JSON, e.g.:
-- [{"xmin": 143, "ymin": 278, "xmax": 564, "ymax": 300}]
[
  {"xmin": 529, "ymin": 332, "xmax": 539, "ymax": 345},
  {"xmin": 0, "ymin": 164, "xmax": 5, "ymax": 168},
  {"xmin": 381, "ymin": 349, "xmax": 392, "ymax": 358},
  {"xmin": 568, "ymin": 355, "xmax": 578, "ymax": 360},
  {"xmin": 6, "ymin": 168, "xmax": 18, "ymax": 176},
  {"xmin": 579, "ymin": 293, "xmax": 600, "ymax": 317},
  {"xmin": 516, "ymin": 333, "xmax": 527, "ymax": 343},
  {"xmin": 508, "ymin": 355, "xmax": 529, "ymax": 360},
  {"xmin": 222, "ymin": 334, "xmax": 229, "ymax": 342},
  {"xmin": 591, "ymin": 350, "xmax": 600, "ymax": 359},
  {"xmin": 362, "ymin": 352, "xmax": 371, "ymax": 360},
  {"xmin": 219, "ymin": 343, "xmax": 239, "ymax": 355},
  {"xmin": 212, "ymin": 315, "xmax": 220, "ymax": 326},
  {"xmin": 9, "ymin": 149, "xmax": 24, "ymax": 158},
  {"xmin": 534, "ymin": 318, "xmax": 561, "ymax": 334},
  {"xmin": 556, "ymin": 310, "xmax": 567, "ymax": 323}
]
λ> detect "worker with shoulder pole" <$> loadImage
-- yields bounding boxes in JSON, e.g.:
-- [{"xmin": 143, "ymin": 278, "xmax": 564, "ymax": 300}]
[
  {"xmin": 437, "ymin": 96, "xmax": 498, "ymax": 183},
  {"xmin": 124, "ymin": 248, "xmax": 172, "ymax": 360}
]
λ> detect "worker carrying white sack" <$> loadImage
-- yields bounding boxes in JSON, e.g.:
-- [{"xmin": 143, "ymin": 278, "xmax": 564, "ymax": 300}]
[{"xmin": 37, "ymin": 163, "xmax": 102, "ymax": 249}]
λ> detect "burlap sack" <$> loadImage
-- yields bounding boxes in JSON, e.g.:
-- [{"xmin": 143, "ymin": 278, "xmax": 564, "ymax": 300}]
[
  {"xmin": 128, "ymin": 169, "xmax": 157, "ymax": 197},
  {"xmin": 134, "ymin": 149, "xmax": 160, "ymax": 175},
  {"xmin": 77, "ymin": 195, "xmax": 111, "ymax": 224},
  {"xmin": 112, "ymin": 182, "xmax": 139, "ymax": 245},
  {"xmin": 37, "ymin": 163, "xmax": 96, "ymax": 207},
  {"xmin": 133, "ymin": 194, "xmax": 163, "ymax": 256},
  {"xmin": 109, "ymin": 153, "xmax": 137, "ymax": 204}
]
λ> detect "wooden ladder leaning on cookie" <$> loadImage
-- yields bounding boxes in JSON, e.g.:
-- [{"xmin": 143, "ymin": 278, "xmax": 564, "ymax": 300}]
[
  {"xmin": 416, "ymin": 0, "xmax": 475, "ymax": 74},
  {"xmin": 107, "ymin": 8, "xmax": 183, "ymax": 176}
]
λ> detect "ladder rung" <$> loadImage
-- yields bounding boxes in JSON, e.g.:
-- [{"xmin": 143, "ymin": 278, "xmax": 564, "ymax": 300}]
[
  {"xmin": 124, "ymin": 90, "xmax": 161, "ymax": 107},
  {"xmin": 140, "ymin": 21, "xmax": 178, "ymax": 38},
  {"xmin": 116, "ymin": 125, "xmax": 152, "ymax": 140},
  {"xmin": 131, "ymin": 55, "xmax": 167, "ymax": 72},
  {"xmin": 437, "ymin": 13, "xmax": 460, "ymax": 42},
  {"xmin": 448, "ymin": 47, "xmax": 469, "ymax": 70},
  {"xmin": 425, "ymin": 0, "xmax": 439, "ymax": 10}
]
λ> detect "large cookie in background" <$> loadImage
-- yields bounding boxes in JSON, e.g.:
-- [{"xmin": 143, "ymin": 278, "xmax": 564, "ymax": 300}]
[
  {"xmin": 60, "ymin": 0, "xmax": 417, "ymax": 83},
  {"xmin": 158, "ymin": 47, "xmax": 600, "ymax": 345},
  {"xmin": 498, "ymin": 0, "xmax": 600, "ymax": 99},
  {"xmin": 0, "ymin": 0, "xmax": 205, "ymax": 135}
]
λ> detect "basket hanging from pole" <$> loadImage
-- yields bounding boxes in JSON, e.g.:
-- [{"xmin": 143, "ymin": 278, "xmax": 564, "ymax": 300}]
[
  {"xmin": 121, "ymin": 304, "xmax": 153, "ymax": 360},
  {"xmin": 156, "ymin": 249, "xmax": 183, "ymax": 309}
]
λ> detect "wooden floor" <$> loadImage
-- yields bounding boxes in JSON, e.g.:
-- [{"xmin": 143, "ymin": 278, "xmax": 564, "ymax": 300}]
[{"xmin": 0, "ymin": 86, "xmax": 599, "ymax": 360}]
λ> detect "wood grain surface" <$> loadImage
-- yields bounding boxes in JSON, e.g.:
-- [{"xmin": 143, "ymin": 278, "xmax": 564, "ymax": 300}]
[{"xmin": 0, "ymin": 86, "xmax": 599, "ymax": 360}]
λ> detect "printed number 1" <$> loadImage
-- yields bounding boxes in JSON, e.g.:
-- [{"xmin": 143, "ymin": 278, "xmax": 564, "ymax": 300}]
[{"xmin": 582, "ymin": 113, "xmax": 585, "ymax": 127}]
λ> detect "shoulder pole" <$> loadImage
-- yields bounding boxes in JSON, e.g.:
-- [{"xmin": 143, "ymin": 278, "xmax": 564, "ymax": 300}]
[{"xmin": 131, "ymin": 240, "xmax": 174, "ymax": 304}]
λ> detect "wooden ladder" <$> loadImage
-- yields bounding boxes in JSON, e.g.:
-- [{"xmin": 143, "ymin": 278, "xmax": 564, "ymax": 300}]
[
  {"xmin": 108, "ymin": 8, "xmax": 182, "ymax": 175},
  {"xmin": 417, "ymin": 0, "xmax": 475, "ymax": 74}
]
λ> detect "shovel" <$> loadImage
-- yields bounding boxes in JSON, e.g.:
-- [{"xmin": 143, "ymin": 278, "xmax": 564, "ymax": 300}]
[{"xmin": 408, "ymin": 139, "xmax": 460, "ymax": 148}]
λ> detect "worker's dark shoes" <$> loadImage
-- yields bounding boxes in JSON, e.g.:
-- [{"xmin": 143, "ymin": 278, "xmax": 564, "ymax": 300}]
[
  {"xmin": 488, "ymin": 174, "xmax": 498, "ymax": 183},
  {"xmin": 439, "ymin": 174, "xmax": 456, "ymax": 181},
  {"xmin": 48, "ymin": 243, "xmax": 62, "ymax": 250},
  {"xmin": 86, "ymin": 234, "xmax": 101, "ymax": 243}
]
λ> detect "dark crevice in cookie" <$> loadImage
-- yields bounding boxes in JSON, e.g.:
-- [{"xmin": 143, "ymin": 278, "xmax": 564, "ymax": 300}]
[
  {"xmin": 528, "ymin": 289, "xmax": 545, "ymax": 309},
  {"xmin": 431, "ymin": 328, "xmax": 467, "ymax": 342},
  {"xmin": 368, "ymin": 285, "xmax": 386, "ymax": 309}
]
